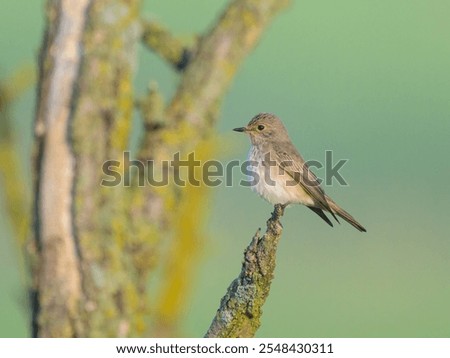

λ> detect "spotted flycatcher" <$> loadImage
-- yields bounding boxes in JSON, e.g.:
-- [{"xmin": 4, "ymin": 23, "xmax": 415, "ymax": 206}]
[{"xmin": 234, "ymin": 113, "xmax": 366, "ymax": 232}]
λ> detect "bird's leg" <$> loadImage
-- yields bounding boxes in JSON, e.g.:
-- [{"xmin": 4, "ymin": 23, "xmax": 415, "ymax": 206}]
[{"xmin": 277, "ymin": 203, "xmax": 288, "ymax": 212}]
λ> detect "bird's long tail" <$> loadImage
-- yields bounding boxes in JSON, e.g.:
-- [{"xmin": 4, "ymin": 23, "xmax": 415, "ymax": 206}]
[{"xmin": 325, "ymin": 195, "xmax": 367, "ymax": 232}]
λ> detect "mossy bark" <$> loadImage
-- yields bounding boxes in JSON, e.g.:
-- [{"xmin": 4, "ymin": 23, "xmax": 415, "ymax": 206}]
[
  {"xmin": 34, "ymin": 0, "xmax": 143, "ymax": 337},
  {"xmin": 205, "ymin": 205, "xmax": 285, "ymax": 338}
]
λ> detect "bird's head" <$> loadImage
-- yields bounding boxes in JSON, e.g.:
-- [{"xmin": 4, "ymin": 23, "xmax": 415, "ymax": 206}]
[{"xmin": 233, "ymin": 113, "xmax": 289, "ymax": 145}]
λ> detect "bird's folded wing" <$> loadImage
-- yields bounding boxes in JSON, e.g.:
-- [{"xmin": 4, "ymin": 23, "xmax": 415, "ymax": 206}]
[{"xmin": 273, "ymin": 142, "xmax": 334, "ymax": 214}]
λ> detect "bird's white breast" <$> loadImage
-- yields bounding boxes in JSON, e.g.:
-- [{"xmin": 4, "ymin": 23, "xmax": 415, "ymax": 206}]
[{"xmin": 246, "ymin": 146, "xmax": 314, "ymax": 206}]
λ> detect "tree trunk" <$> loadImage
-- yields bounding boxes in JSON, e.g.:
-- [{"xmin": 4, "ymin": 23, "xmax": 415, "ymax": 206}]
[
  {"xmin": 31, "ymin": 0, "xmax": 289, "ymax": 337},
  {"xmin": 33, "ymin": 0, "xmax": 141, "ymax": 337}
]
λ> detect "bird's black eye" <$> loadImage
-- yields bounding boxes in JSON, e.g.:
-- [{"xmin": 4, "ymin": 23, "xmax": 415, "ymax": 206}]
[{"xmin": 257, "ymin": 125, "xmax": 265, "ymax": 131}]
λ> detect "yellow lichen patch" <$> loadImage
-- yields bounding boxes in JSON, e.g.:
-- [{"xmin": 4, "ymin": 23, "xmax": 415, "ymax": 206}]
[
  {"xmin": 221, "ymin": 60, "xmax": 237, "ymax": 81},
  {"xmin": 134, "ymin": 316, "xmax": 147, "ymax": 335},
  {"xmin": 139, "ymin": 83, "xmax": 165, "ymax": 127},
  {"xmin": 0, "ymin": 64, "xmax": 35, "ymax": 104},
  {"xmin": 153, "ymin": 136, "xmax": 217, "ymax": 330},
  {"xmin": 0, "ymin": 65, "xmax": 34, "ymax": 249},
  {"xmin": 153, "ymin": 183, "xmax": 177, "ymax": 213},
  {"xmin": 114, "ymin": 0, "xmax": 141, "ymax": 31},
  {"xmin": 111, "ymin": 76, "xmax": 133, "ymax": 151},
  {"xmin": 240, "ymin": 7, "xmax": 258, "ymax": 29},
  {"xmin": 160, "ymin": 118, "xmax": 198, "ymax": 147},
  {"xmin": 123, "ymin": 280, "xmax": 140, "ymax": 312},
  {"xmin": 111, "ymin": 212, "xmax": 128, "ymax": 250},
  {"xmin": 0, "ymin": 143, "xmax": 30, "ymax": 248}
]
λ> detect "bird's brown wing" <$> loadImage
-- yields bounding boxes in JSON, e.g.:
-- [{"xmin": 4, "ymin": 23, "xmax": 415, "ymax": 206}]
[{"xmin": 272, "ymin": 141, "xmax": 338, "ymax": 220}]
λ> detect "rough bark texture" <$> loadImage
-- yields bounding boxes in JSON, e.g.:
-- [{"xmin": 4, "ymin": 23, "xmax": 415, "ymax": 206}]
[
  {"xmin": 33, "ymin": 0, "xmax": 142, "ymax": 337},
  {"xmin": 205, "ymin": 204, "xmax": 285, "ymax": 338},
  {"xmin": 141, "ymin": 20, "xmax": 192, "ymax": 71},
  {"xmin": 69, "ymin": 0, "xmax": 143, "ymax": 338},
  {"xmin": 33, "ymin": 0, "xmax": 91, "ymax": 337}
]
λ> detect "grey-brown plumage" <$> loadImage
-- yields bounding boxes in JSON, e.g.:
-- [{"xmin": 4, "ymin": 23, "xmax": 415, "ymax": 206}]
[{"xmin": 234, "ymin": 113, "xmax": 366, "ymax": 232}]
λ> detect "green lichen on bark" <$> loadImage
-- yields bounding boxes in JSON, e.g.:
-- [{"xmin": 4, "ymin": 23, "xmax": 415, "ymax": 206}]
[
  {"xmin": 205, "ymin": 204, "xmax": 285, "ymax": 338},
  {"xmin": 69, "ymin": 0, "xmax": 150, "ymax": 337},
  {"xmin": 141, "ymin": 20, "xmax": 192, "ymax": 71},
  {"xmin": 34, "ymin": 0, "xmax": 152, "ymax": 337}
]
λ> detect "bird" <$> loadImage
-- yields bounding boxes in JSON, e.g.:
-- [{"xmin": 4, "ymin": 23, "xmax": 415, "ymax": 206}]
[{"xmin": 233, "ymin": 113, "xmax": 366, "ymax": 232}]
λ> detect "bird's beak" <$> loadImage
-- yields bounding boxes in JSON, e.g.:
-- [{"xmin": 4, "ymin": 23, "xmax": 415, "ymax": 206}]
[{"xmin": 233, "ymin": 126, "xmax": 247, "ymax": 133}]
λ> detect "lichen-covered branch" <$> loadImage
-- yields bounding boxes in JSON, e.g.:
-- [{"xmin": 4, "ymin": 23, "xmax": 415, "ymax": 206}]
[
  {"xmin": 205, "ymin": 204, "xmax": 285, "ymax": 338},
  {"xmin": 34, "ymin": 0, "xmax": 143, "ymax": 337},
  {"xmin": 66, "ymin": 0, "xmax": 144, "ymax": 337},
  {"xmin": 141, "ymin": 19, "xmax": 192, "ymax": 71},
  {"xmin": 135, "ymin": 0, "xmax": 290, "ymax": 335}
]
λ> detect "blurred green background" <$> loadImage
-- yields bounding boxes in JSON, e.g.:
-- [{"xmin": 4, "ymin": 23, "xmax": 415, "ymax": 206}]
[{"xmin": 1, "ymin": 0, "xmax": 449, "ymax": 337}]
